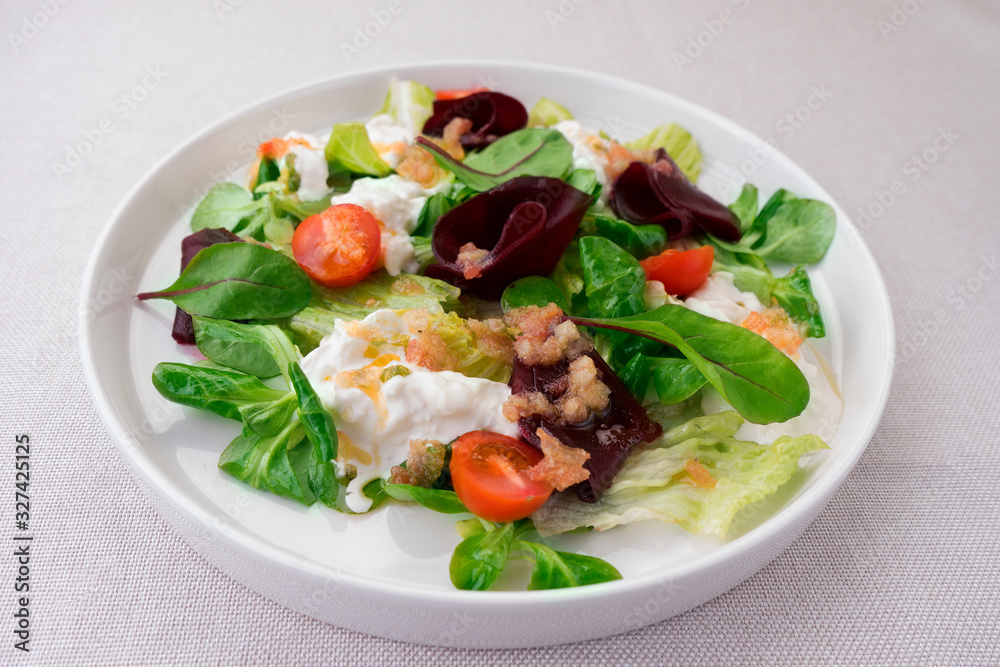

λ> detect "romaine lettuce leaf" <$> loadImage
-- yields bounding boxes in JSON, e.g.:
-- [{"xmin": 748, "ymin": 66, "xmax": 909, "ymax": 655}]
[
  {"xmin": 531, "ymin": 411, "xmax": 827, "ymax": 538},
  {"xmin": 284, "ymin": 271, "xmax": 460, "ymax": 352},
  {"xmin": 376, "ymin": 78, "xmax": 435, "ymax": 135},
  {"xmin": 624, "ymin": 123, "xmax": 702, "ymax": 183}
]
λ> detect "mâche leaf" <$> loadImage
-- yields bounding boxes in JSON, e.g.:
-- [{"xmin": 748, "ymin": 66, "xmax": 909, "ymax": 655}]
[
  {"xmin": 412, "ymin": 191, "xmax": 457, "ymax": 238},
  {"xmin": 137, "ymin": 242, "xmax": 312, "ymax": 320},
  {"xmin": 192, "ymin": 317, "xmax": 298, "ymax": 379},
  {"xmin": 572, "ymin": 304, "xmax": 810, "ymax": 424},
  {"xmin": 590, "ymin": 213, "xmax": 668, "ymax": 259},
  {"xmin": 449, "ymin": 522, "xmax": 515, "ymax": 591},
  {"xmin": 151, "ymin": 362, "xmax": 296, "ymax": 436},
  {"xmin": 649, "ymin": 357, "xmax": 707, "ymax": 405},
  {"xmin": 219, "ymin": 422, "xmax": 314, "ymax": 505},
  {"xmin": 191, "ymin": 183, "xmax": 263, "ymax": 233},
  {"xmin": 518, "ymin": 541, "xmax": 622, "ymax": 590},
  {"xmin": 384, "ymin": 485, "xmax": 468, "ymax": 514},
  {"xmin": 289, "ymin": 361, "xmax": 337, "ymax": 462}
]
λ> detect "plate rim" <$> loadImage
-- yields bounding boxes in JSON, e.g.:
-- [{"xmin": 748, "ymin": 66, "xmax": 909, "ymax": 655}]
[{"xmin": 79, "ymin": 58, "xmax": 895, "ymax": 610}]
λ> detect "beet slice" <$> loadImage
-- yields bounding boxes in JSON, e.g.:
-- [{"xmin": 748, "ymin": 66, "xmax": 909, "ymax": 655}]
[
  {"xmin": 610, "ymin": 148, "xmax": 742, "ymax": 243},
  {"xmin": 426, "ymin": 176, "xmax": 591, "ymax": 300},
  {"xmin": 422, "ymin": 91, "xmax": 528, "ymax": 149},
  {"xmin": 510, "ymin": 351, "xmax": 663, "ymax": 503},
  {"xmin": 169, "ymin": 228, "xmax": 242, "ymax": 344}
]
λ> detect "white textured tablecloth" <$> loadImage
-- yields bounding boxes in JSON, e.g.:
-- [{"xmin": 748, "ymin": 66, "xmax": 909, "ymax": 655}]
[{"xmin": 2, "ymin": 0, "xmax": 998, "ymax": 663}]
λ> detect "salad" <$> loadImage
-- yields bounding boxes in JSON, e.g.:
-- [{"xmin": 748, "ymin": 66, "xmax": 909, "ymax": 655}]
[{"xmin": 138, "ymin": 79, "xmax": 841, "ymax": 592}]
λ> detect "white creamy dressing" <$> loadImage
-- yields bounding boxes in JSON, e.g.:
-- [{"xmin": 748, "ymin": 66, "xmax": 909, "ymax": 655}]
[
  {"xmin": 684, "ymin": 271, "xmax": 843, "ymax": 446},
  {"xmin": 552, "ymin": 120, "xmax": 612, "ymax": 203},
  {"xmin": 364, "ymin": 113, "xmax": 413, "ymax": 168},
  {"xmin": 327, "ymin": 175, "xmax": 450, "ymax": 276},
  {"xmin": 300, "ymin": 310, "xmax": 519, "ymax": 513},
  {"xmin": 281, "ymin": 132, "xmax": 331, "ymax": 202}
]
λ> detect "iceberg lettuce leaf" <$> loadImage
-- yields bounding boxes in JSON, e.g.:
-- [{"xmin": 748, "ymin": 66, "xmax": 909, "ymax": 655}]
[{"xmin": 531, "ymin": 411, "xmax": 827, "ymax": 539}]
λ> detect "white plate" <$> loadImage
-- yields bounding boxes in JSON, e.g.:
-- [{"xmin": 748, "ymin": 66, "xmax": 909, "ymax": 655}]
[{"xmin": 79, "ymin": 61, "xmax": 894, "ymax": 648}]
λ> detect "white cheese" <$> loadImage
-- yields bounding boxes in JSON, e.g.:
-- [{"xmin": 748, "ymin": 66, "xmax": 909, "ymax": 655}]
[
  {"xmin": 552, "ymin": 120, "xmax": 612, "ymax": 202},
  {"xmin": 683, "ymin": 272, "xmax": 765, "ymax": 325},
  {"xmin": 283, "ymin": 132, "xmax": 331, "ymax": 202},
  {"xmin": 300, "ymin": 310, "xmax": 519, "ymax": 513},
  {"xmin": 364, "ymin": 113, "xmax": 412, "ymax": 168}
]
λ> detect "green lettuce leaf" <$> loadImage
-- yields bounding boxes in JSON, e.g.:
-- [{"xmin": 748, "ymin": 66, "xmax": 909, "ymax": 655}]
[
  {"xmin": 376, "ymin": 78, "xmax": 435, "ymax": 134},
  {"xmin": 527, "ymin": 97, "xmax": 573, "ymax": 127},
  {"xmin": 324, "ymin": 122, "xmax": 393, "ymax": 178},
  {"xmin": 284, "ymin": 271, "xmax": 460, "ymax": 352},
  {"xmin": 531, "ymin": 411, "xmax": 827, "ymax": 538},
  {"xmin": 624, "ymin": 123, "xmax": 702, "ymax": 183}
]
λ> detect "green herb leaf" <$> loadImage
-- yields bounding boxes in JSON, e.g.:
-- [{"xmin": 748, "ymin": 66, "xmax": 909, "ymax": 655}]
[
  {"xmin": 549, "ymin": 238, "xmax": 587, "ymax": 315},
  {"xmin": 579, "ymin": 236, "xmax": 646, "ymax": 318},
  {"xmin": 649, "ymin": 357, "xmax": 707, "ymax": 405},
  {"xmin": 573, "ymin": 304, "xmax": 810, "ymax": 424},
  {"xmin": 750, "ymin": 199, "xmax": 836, "ymax": 264},
  {"xmin": 417, "ymin": 128, "xmax": 573, "ymax": 191},
  {"xmin": 191, "ymin": 183, "xmax": 263, "ymax": 233},
  {"xmin": 137, "ymin": 242, "xmax": 312, "ymax": 320},
  {"xmin": 449, "ymin": 522, "xmax": 515, "ymax": 591},
  {"xmin": 501, "ymin": 276, "xmax": 569, "ymax": 312},
  {"xmin": 624, "ymin": 123, "xmax": 702, "ymax": 182},
  {"xmin": 565, "ymin": 168, "xmax": 601, "ymax": 201},
  {"xmin": 727, "ymin": 183, "xmax": 759, "ymax": 232},
  {"xmin": 527, "ymin": 97, "xmax": 573, "ymax": 127},
  {"xmin": 384, "ymin": 484, "xmax": 469, "ymax": 514},
  {"xmin": 192, "ymin": 317, "xmax": 298, "ymax": 379},
  {"xmin": 219, "ymin": 422, "xmax": 315, "ymax": 505},
  {"xmin": 590, "ymin": 213, "xmax": 668, "ymax": 259},
  {"xmin": 151, "ymin": 362, "xmax": 293, "ymax": 430},
  {"xmin": 710, "ymin": 242, "xmax": 826, "ymax": 338},
  {"xmin": 618, "ymin": 352, "xmax": 651, "ymax": 401},
  {"xmin": 412, "ymin": 191, "xmax": 456, "ymax": 238},
  {"xmin": 364, "ymin": 478, "xmax": 388, "ymax": 510},
  {"xmin": 324, "ymin": 122, "xmax": 393, "ymax": 178},
  {"xmin": 518, "ymin": 541, "xmax": 622, "ymax": 590},
  {"xmin": 289, "ymin": 361, "xmax": 337, "ymax": 462}
]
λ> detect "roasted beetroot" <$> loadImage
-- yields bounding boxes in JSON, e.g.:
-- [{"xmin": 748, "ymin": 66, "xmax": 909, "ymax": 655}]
[
  {"xmin": 426, "ymin": 176, "xmax": 591, "ymax": 300},
  {"xmin": 510, "ymin": 351, "xmax": 663, "ymax": 503},
  {"xmin": 611, "ymin": 148, "xmax": 742, "ymax": 243},
  {"xmin": 422, "ymin": 91, "xmax": 528, "ymax": 149}
]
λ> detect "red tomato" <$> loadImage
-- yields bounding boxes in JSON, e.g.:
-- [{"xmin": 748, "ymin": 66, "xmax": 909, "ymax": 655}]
[
  {"xmin": 639, "ymin": 245, "xmax": 715, "ymax": 296},
  {"xmin": 435, "ymin": 87, "xmax": 488, "ymax": 101},
  {"xmin": 292, "ymin": 204, "xmax": 381, "ymax": 288},
  {"xmin": 450, "ymin": 431, "xmax": 553, "ymax": 523}
]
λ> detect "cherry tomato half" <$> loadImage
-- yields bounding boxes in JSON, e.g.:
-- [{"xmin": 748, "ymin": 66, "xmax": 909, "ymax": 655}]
[
  {"xmin": 639, "ymin": 245, "xmax": 714, "ymax": 296},
  {"xmin": 435, "ymin": 87, "xmax": 489, "ymax": 101},
  {"xmin": 292, "ymin": 203, "xmax": 381, "ymax": 288},
  {"xmin": 450, "ymin": 431, "xmax": 553, "ymax": 523}
]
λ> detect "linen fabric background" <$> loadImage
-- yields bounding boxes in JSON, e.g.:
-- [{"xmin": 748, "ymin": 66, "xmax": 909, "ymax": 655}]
[{"xmin": 1, "ymin": 0, "xmax": 998, "ymax": 664}]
